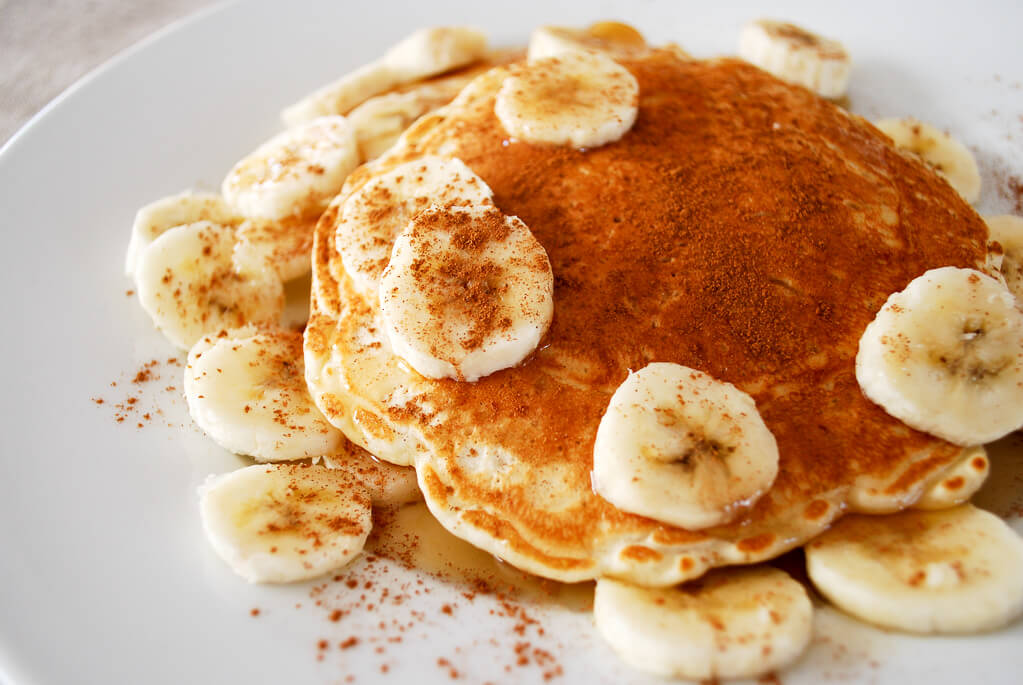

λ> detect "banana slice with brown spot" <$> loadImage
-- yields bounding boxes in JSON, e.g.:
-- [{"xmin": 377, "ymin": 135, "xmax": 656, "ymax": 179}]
[
  {"xmin": 856, "ymin": 266, "xmax": 1023, "ymax": 445},
  {"xmin": 592, "ymin": 362, "xmax": 780, "ymax": 530}
]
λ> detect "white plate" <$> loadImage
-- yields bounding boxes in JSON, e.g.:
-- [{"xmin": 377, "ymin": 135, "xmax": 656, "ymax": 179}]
[{"xmin": 2, "ymin": 0, "xmax": 1022, "ymax": 683}]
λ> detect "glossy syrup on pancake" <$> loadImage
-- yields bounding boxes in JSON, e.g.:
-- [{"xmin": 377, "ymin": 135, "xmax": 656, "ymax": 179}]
[{"xmin": 305, "ymin": 49, "xmax": 988, "ymax": 586}]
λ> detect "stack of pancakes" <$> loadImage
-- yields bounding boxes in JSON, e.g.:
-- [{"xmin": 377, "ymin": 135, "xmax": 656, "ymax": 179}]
[{"xmin": 305, "ymin": 47, "xmax": 987, "ymax": 586}]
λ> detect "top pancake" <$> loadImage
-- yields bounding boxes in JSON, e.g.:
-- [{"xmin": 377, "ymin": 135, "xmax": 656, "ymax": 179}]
[{"xmin": 305, "ymin": 49, "xmax": 988, "ymax": 586}]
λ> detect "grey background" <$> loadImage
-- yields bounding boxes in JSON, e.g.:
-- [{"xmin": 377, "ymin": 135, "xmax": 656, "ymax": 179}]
[{"xmin": 0, "ymin": 0, "xmax": 217, "ymax": 146}]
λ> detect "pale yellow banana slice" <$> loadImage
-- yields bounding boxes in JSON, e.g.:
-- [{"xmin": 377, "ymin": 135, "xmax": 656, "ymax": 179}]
[
  {"xmin": 281, "ymin": 27, "xmax": 487, "ymax": 127},
  {"xmin": 222, "ymin": 115, "xmax": 359, "ymax": 221},
  {"xmin": 855, "ymin": 266, "xmax": 1023, "ymax": 445},
  {"xmin": 319, "ymin": 437, "xmax": 421, "ymax": 506},
  {"xmin": 346, "ymin": 74, "xmax": 476, "ymax": 161},
  {"xmin": 874, "ymin": 118, "xmax": 981, "ymax": 204},
  {"xmin": 984, "ymin": 214, "xmax": 1023, "ymax": 300},
  {"xmin": 593, "ymin": 568, "xmax": 813, "ymax": 680},
  {"xmin": 738, "ymin": 19, "xmax": 851, "ymax": 99},
  {"xmin": 527, "ymin": 22, "xmax": 648, "ymax": 61},
  {"xmin": 233, "ymin": 215, "xmax": 317, "ymax": 282},
  {"xmin": 379, "ymin": 204, "xmax": 554, "ymax": 382},
  {"xmin": 199, "ymin": 463, "xmax": 371, "ymax": 583},
  {"xmin": 806, "ymin": 504, "xmax": 1023, "ymax": 633},
  {"xmin": 185, "ymin": 325, "xmax": 341, "ymax": 462},
  {"xmin": 494, "ymin": 50, "xmax": 639, "ymax": 149},
  {"xmin": 125, "ymin": 191, "xmax": 239, "ymax": 278},
  {"xmin": 914, "ymin": 446, "xmax": 989, "ymax": 510},
  {"xmin": 592, "ymin": 363, "xmax": 779, "ymax": 530},
  {"xmin": 135, "ymin": 221, "xmax": 284, "ymax": 349},
  {"xmin": 336, "ymin": 156, "xmax": 494, "ymax": 300}
]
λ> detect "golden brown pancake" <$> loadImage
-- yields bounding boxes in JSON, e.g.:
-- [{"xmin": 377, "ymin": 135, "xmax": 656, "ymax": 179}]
[{"xmin": 305, "ymin": 49, "xmax": 988, "ymax": 585}]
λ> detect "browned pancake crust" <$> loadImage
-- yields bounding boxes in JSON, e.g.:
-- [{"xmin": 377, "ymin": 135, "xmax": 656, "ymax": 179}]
[{"xmin": 308, "ymin": 51, "xmax": 987, "ymax": 581}]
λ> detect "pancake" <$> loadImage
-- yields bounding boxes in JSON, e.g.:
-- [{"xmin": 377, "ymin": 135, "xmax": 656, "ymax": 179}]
[{"xmin": 304, "ymin": 49, "xmax": 988, "ymax": 586}]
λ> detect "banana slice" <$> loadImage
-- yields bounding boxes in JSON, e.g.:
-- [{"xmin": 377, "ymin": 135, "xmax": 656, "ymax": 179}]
[
  {"xmin": 738, "ymin": 19, "xmax": 851, "ymax": 99},
  {"xmin": 914, "ymin": 446, "xmax": 989, "ymax": 510},
  {"xmin": 379, "ymin": 204, "xmax": 554, "ymax": 382},
  {"xmin": 806, "ymin": 504, "xmax": 1023, "ymax": 633},
  {"xmin": 527, "ymin": 22, "xmax": 648, "ymax": 61},
  {"xmin": 592, "ymin": 363, "xmax": 779, "ymax": 530},
  {"xmin": 336, "ymin": 156, "xmax": 494, "ymax": 300},
  {"xmin": 346, "ymin": 73, "xmax": 477, "ymax": 161},
  {"xmin": 494, "ymin": 50, "xmax": 639, "ymax": 149},
  {"xmin": 199, "ymin": 463, "xmax": 372, "ymax": 583},
  {"xmin": 319, "ymin": 437, "xmax": 421, "ymax": 506},
  {"xmin": 874, "ymin": 118, "xmax": 981, "ymax": 204},
  {"xmin": 135, "ymin": 221, "xmax": 284, "ymax": 349},
  {"xmin": 233, "ymin": 215, "xmax": 317, "ymax": 282},
  {"xmin": 985, "ymin": 215, "xmax": 1023, "ymax": 299},
  {"xmin": 281, "ymin": 27, "xmax": 487, "ymax": 127},
  {"xmin": 222, "ymin": 115, "xmax": 359, "ymax": 221},
  {"xmin": 125, "ymin": 191, "xmax": 239, "ymax": 278},
  {"xmin": 593, "ymin": 568, "xmax": 813, "ymax": 680},
  {"xmin": 855, "ymin": 266, "xmax": 1023, "ymax": 445},
  {"xmin": 185, "ymin": 325, "xmax": 342, "ymax": 462}
]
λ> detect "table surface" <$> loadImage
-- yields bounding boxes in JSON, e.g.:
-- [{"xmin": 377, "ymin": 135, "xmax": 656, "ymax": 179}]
[{"xmin": 0, "ymin": 0, "xmax": 216, "ymax": 147}]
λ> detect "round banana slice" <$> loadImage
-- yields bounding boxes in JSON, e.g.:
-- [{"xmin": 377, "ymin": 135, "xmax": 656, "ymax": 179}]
[
  {"xmin": 335, "ymin": 156, "xmax": 494, "ymax": 300},
  {"xmin": 874, "ymin": 118, "xmax": 981, "ymax": 204},
  {"xmin": 222, "ymin": 115, "xmax": 359, "ymax": 221},
  {"xmin": 738, "ymin": 19, "xmax": 851, "ymax": 99},
  {"xmin": 593, "ymin": 568, "xmax": 813, "ymax": 680},
  {"xmin": 379, "ymin": 204, "xmax": 554, "ymax": 382},
  {"xmin": 199, "ymin": 463, "xmax": 372, "ymax": 583},
  {"xmin": 135, "ymin": 221, "xmax": 284, "ymax": 349},
  {"xmin": 494, "ymin": 50, "xmax": 639, "ymax": 149},
  {"xmin": 914, "ymin": 446, "xmax": 989, "ymax": 510},
  {"xmin": 185, "ymin": 325, "xmax": 342, "ymax": 462},
  {"xmin": 382, "ymin": 26, "xmax": 488, "ymax": 81},
  {"xmin": 806, "ymin": 504, "xmax": 1023, "ymax": 633},
  {"xmin": 592, "ymin": 363, "xmax": 779, "ymax": 530},
  {"xmin": 527, "ymin": 22, "xmax": 647, "ymax": 61},
  {"xmin": 855, "ymin": 266, "xmax": 1023, "ymax": 445},
  {"xmin": 233, "ymin": 215, "xmax": 317, "ymax": 282},
  {"xmin": 320, "ymin": 437, "xmax": 421, "ymax": 506},
  {"xmin": 281, "ymin": 26, "xmax": 487, "ymax": 127},
  {"xmin": 125, "ymin": 191, "xmax": 239, "ymax": 278},
  {"xmin": 985, "ymin": 214, "xmax": 1023, "ymax": 300}
]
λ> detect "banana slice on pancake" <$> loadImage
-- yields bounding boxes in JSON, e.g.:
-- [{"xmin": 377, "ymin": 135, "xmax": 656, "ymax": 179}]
[
  {"xmin": 336, "ymin": 156, "xmax": 495, "ymax": 300},
  {"xmin": 856, "ymin": 266, "xmax": 1023, "ymax": 445},
  {"xmin": 135, "ymin": 221, "xmax": 284, "ymax": 349},
  {"xmin": 222, "ymin": 115, "xmax": 359, "ymax": 221},
  {"xmin": 494, "ymin": 50, "xmax": 639, "ymax": 148},
  {"xmin": 199, "ymin": 463, "xmax": 372, "ymax": 583},
  {"xmin": 806, "ymin": 504, "xmax": 1023, "ymax": 633},
  {"xmin": 185, "ymin": 325, "xmax": 342, "ymax": 462},
  {"xmin": 874, "ymin": 118, "xmax": 981, "ymax": 204},
  {"xmin": 985, "ymin": 214, "xmax": 1023, "ymax": 300},
  {"xmin": 593, "ymin": 568, "xmax": 813, "ymax": 680},
  {"xmin": 281, "ymin": 27, "xmax": 487, "ymax": 127},
  {"xmin": 527, "ymin": 22, "xmax": 647, "ymax": 61},
  {"xmin": 319, "ymin": 438, "xmax": 421, "ymax": 506},
  {"xmin": 233, "ymin": 215, "xmax": 317, "ymax": 282},
  {"xmin": 738, "ymin": 19, "xmax": 851, "ymax": 98},
  {"xmin": 592, "ymin": 363, "xmax": 779, "ymax": 530},
  {"xmin": 914, "ymin": 446, "xmax": 989, "ymax": 510},
  {"xmin": 379, "ymin": 204, "xmax": 554, "ymax": 382},
  {"xmin": 126, "ymin": 191, "xmax": 239, "ymax": 278}
]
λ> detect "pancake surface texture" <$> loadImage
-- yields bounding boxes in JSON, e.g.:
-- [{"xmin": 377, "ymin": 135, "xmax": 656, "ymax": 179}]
[{"xmin": 306, "ymin": 49, "xmax": 988, "ymax": 586}]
